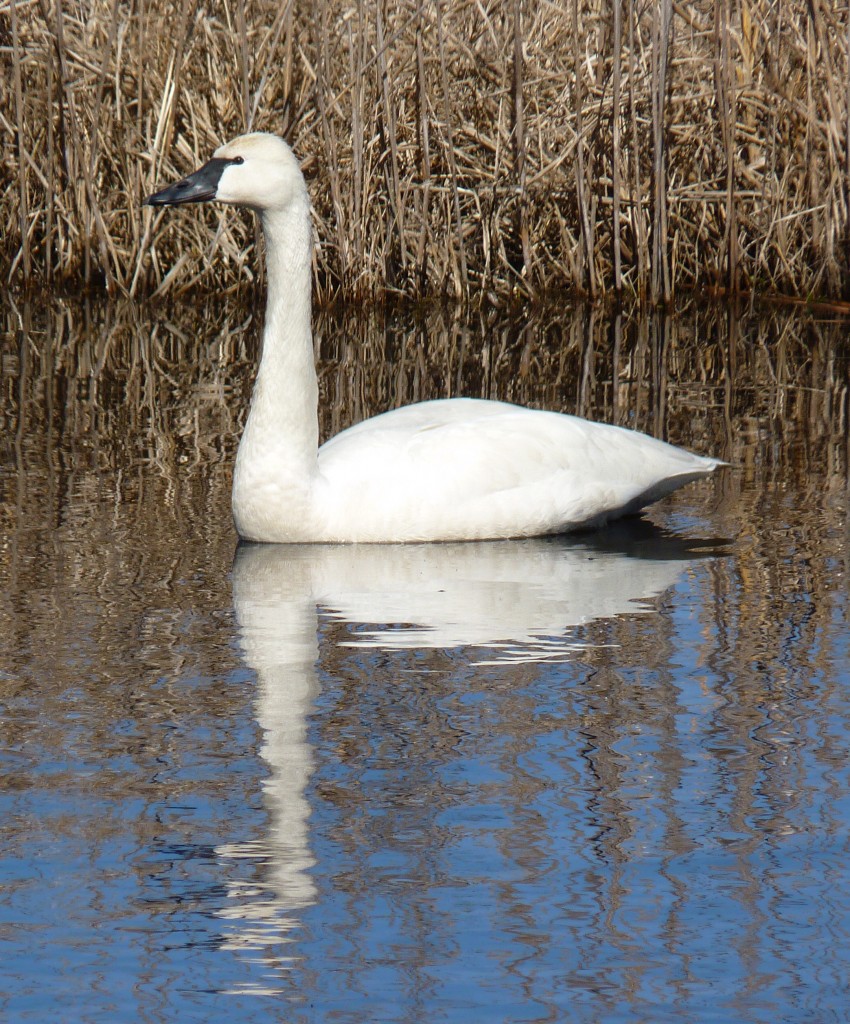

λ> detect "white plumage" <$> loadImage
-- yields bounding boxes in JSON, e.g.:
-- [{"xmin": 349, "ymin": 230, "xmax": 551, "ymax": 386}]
[{"xmin": 147, "ymin": 132, "xmax": 724, "ymax": 543}]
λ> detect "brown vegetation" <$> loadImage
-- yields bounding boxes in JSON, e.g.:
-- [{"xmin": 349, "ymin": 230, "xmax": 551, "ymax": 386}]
[{"xmin": 3, "ymin": 0, "xmax": 850, "ymax": 303}]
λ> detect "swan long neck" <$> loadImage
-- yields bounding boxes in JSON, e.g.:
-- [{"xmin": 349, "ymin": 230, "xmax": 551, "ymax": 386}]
[{"xmin": 243, "ymin": 199, "xmax": 318, "ymax": 471}]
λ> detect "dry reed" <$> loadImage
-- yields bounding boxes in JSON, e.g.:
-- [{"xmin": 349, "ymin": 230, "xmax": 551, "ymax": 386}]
[{"xmin": 3, "ymin": 0, "xmax": 850, "ymax": 304}]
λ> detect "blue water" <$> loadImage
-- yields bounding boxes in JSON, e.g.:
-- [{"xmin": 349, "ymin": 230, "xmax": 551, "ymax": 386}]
[{"xmin": 1, "ymin": 299, "xmax": 848, "ymax": 1022}]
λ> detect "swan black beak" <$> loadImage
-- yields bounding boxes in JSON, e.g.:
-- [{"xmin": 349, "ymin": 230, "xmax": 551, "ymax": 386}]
[{"xmin": 144, "ymin": 157, "xmax": 232, "ymax": 206}]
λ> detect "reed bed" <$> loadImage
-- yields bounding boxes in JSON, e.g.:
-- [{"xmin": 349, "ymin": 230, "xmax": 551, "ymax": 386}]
[{"xmin": 3, "ymin": 0, "xmax": 850, "ymax": 304}]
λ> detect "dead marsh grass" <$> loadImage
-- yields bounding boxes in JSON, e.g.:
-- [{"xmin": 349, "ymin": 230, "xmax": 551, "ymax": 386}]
[{"xmin": 3, "ymin": 0, "xmax": 850, "ymax": 304}]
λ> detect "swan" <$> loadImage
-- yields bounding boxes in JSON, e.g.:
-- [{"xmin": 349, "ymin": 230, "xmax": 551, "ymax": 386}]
[{"xmin": 146, "ymin": 133, "xmax": 724, "ymax": 543}]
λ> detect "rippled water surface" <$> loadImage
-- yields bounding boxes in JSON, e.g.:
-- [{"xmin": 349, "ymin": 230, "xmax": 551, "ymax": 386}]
[{"xmin": 1, "ymin": 296, "xmax": 848, "ymax": 1022}]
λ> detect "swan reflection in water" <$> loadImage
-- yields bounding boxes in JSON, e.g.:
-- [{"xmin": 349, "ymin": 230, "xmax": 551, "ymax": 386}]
[{"xmin": 216, "ymin": 523, "xmax": 722, "ymax": 977}]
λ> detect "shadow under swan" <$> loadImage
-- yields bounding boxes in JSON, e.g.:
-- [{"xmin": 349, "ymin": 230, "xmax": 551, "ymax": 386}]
[{"xmin": 216, "ymin": 522, "xmax": 725, "ymax": 975}]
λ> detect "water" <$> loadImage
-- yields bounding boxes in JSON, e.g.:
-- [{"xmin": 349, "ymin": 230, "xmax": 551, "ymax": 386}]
[{"xmin": 1, "ymin": 295, "xmax": 848, "ymax": 1022}]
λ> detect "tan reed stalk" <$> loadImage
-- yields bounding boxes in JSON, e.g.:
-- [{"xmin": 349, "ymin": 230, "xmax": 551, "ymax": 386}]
[
  {"xmin": 846, "ymin": 10, "xmax": 850, "ymax": 231},
  {"xmin": 715, "ymin": 0, "xmax": 738, "ymax": 293},
  {"xmin": 233, "ymin": 0, "xmax": 251, "ymax": 131},
  {"xmin": 571, "ymin": 0, "xmax": 595, "ymax": 298},
  {"xmin": 435, "ymin": 0, "xmax": 469, "ymax": 300},
  {"xmin": 627, "ymin": 0, "xmax": 647, "ymax": 301},
  {"xmin": 313, "ymin": 0, "xmax": 348, "ymax": 290},
  {"xmin": 511, "ymin": 0, "xmax": 531, "ymax": 289},
  {"xmin": 375, "ymin": 0, "xmax": 408, "ymax": 280},
  {"xmin": 650, "ymin": 0, "xmax": 673, "ymax": 304},
  {"xmin": 414, "ymin": 10, "xmax": 432, "ymax": 293},
  {"xmin": 45, "ymin": 34, "xmax": 55, "ymax": 284},
  {"xmin": 349, "ymin": 0, "xmax": 367, "ymax": 288},
  {"xmin": 8, "ymin": 0, "xmax": 30, "ymax": 281},
  {"xmin": 611, "ymin": 0, "xmax": 623, "ymax": 296}
]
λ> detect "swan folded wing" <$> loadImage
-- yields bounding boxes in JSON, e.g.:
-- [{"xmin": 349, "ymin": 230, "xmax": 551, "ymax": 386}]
[
  {"xmin": 315, "ymin": 399, "xmax": 719, "ymax": 541},
  {"xmin": 318, "ymin": 400, "xmax": 573, "ymax": 497}
]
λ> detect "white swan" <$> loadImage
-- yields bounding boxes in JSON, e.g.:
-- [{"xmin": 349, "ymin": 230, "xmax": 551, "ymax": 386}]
[{"xmin": 146, "ymin": 133, "xmax": 724, "ymax": 543}]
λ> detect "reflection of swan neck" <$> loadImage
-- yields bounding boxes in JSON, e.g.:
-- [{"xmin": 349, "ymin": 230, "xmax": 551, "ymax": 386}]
[{"xmin": 229, "ymin": 553, "xmax": 321, "ymax": 913}]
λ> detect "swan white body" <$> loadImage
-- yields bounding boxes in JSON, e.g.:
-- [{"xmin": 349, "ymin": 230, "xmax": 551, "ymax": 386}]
[{"xmin": 147, "ymin": 133, "xmax": 724, "ymax": 543}]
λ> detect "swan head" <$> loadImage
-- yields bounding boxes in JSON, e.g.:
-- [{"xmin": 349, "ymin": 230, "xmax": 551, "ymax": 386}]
[{"xmin": 145, "ymin": 133, "xmax": 307, "ymax": 214}]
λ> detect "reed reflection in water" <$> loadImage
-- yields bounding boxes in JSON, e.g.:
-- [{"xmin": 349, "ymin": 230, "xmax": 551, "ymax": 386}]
[{"xmin": 0, "ymin": 294, "xmax": 848, "ymax": 1022}]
